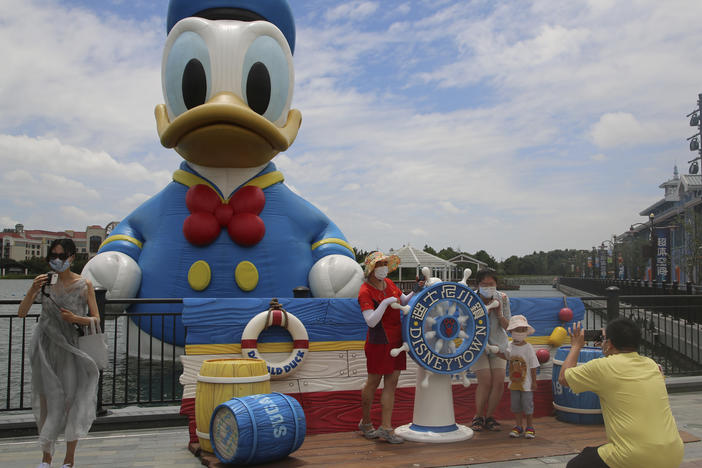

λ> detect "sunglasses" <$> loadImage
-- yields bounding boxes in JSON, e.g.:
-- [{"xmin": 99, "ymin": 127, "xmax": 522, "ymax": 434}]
[{"xmin": 48, "ymin": 252, "xmax": 71, "ymax": 260}]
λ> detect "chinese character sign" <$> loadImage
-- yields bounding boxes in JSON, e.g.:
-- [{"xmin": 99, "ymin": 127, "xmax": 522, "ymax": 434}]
[{"xmin": 655, "ymin": 228, "xmax": 670, "ymax": 283}]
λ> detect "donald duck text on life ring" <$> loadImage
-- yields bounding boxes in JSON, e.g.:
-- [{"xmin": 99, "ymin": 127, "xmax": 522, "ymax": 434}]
[{"xmin": 241, "ymin": 301, "xmax": 309, "ymax": 378}]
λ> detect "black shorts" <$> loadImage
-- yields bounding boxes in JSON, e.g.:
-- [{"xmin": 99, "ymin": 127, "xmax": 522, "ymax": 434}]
[{"xmin": 566, "ymin": 446, "xmax": 609, "ymax": 468}]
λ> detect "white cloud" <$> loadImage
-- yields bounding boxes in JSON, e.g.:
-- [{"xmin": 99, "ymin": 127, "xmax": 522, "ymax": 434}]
[
  {"xmin": 325, "ymin": 2, "xmax": 379, "ymax": 22},
  {"xmin": 439, "ymin": 201, "xmax": 462, "ymax": 214},
  {"xmin": 342, "ymin": 183, "xmax": 361, "ymax": 191},
  {"xmin": 0, "ymin": 134, "xmax": 171, "ymax": 187},
  {"xmin": 0, "ymin": 1, "xmax": 164, "ymax": 155},
  {"xmin": 591, "ymin": 153, "xmax": 607, "ymax": 162},
  {"xmin": 590, "ymin": 112, "xmax": 674, "ymax": 148},
  {"xmin": 395, "ymin": 3, "xmax": 411, "ymax": 16},
  {"xmin": 0, "ymin": 216, "xmax": 20, "ymax": 230},
  {"xmin": 60, "ymin": 206, "xmax": 118, "ymax": 226},
  {"xmin": 119, "ymin": 193, "xmax": 152, "ymax": 212}
]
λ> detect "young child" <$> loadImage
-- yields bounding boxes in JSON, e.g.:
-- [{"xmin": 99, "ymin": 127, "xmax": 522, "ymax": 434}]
[{"xmin": 501, "ymin": 315, "xmax": 539, "ymax": 439}]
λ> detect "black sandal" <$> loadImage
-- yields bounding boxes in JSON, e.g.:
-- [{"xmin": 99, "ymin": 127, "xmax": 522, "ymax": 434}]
[
  {"xmin": 484, "ymin": 416, "xmax": 501, "ymax": 431},
  {"xmin": 470, "ymin": 415, "xmax": 484, "ymax": 432}
]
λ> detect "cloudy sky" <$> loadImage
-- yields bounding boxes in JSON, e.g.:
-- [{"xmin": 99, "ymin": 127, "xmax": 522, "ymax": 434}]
[{"xmin": 2, "ymin": 0, "xmax": 701, "ymax": 259}]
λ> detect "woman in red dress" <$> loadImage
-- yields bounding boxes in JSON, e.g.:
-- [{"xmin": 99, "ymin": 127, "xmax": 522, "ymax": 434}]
[{"xmin": 357, "ymin": 251, "xmax": 419, "ymax": 443}]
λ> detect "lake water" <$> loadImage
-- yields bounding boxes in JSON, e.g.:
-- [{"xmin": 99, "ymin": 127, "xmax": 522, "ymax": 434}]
[{"xmin": 505, "ymin": 284, "xmax": 565, "ymax": 298}]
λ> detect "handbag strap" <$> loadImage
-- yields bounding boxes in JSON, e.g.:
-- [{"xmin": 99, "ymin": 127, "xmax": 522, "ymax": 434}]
[{"xmin": 85, "ymin": 317, "xmax": 101, "ymax": 335}]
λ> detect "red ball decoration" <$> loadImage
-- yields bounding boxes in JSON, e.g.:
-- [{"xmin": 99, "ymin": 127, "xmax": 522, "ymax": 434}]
[
  {"xmin": 183, "ymin": 212, "xmax": 220, "ymax": 245},
  {"xmin": 186, "ymin": 184, "xmax": 221, "ymax": 213},
  {"xmin": 214, "ymin": 204, "xmax": 234, "ymax": 226},
  {"xmin": 230, "ymin": 185, "xmax": 265, "ymax": 215},
  {"xmin": 558, "ymin": 307, "xmax": 573, "ymax": 322},
  {"xmin": 228, "ymin": 213, "xmax": 265, "ymax": 246},
  {"xmin": 536, "ymin": 348, "xmax": 550, "ymax": 364}
]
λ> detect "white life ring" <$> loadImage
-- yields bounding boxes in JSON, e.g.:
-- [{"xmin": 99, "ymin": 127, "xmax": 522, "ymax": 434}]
[{"xmin": 240, "ymin": 308, "xmax": 309, "ymax": 379}]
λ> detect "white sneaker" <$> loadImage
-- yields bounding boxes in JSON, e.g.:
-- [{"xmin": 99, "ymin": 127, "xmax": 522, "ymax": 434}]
[{"xmin": 36, "ymin": 463, "xmax": 51, "ymax": 468}]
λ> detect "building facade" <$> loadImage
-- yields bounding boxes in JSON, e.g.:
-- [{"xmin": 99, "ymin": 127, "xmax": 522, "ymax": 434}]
[
  {"xmin": 620, "ymin": 167, "xmax": 702, "ymax": 284},
  {"xmin": 0, "ymin": 223, "xmax": 111, "ymax": 262}
]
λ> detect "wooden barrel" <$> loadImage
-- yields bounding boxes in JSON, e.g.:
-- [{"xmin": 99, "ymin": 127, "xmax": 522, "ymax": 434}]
[
  {"xmin": 195, "ymin": 358, "xmax": 270, "ymax": 452},
  {"xmin": 551, "ymin": 346, "xmax": 604, "ymax": 424},
  {"xmin": 210, "ymin": 392, "xmax": 306, "ymax": 465}
]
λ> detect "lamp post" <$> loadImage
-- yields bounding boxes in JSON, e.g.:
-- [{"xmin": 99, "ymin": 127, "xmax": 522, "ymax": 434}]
[{"xmin": 687, "ymin": 93, "xmax": 702, "ymax": 175}]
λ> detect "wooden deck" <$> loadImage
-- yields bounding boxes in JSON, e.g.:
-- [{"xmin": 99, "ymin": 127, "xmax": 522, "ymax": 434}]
[{"xmin": 191, "ymin": 417, "xmax": 699, "ymax": 467}]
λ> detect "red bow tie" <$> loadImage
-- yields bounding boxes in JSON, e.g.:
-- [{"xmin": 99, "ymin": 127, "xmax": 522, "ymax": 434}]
[{"xmin": 183, "ymin": 184, "xmax": 265, "ymax": 246}]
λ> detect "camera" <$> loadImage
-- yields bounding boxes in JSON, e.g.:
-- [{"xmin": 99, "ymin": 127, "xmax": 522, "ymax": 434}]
[
  {"xmin": 42, "ymin": 272, "xmax": 58, "ymax": 296},
  {"xmin": 47, "ymin": 272, "xmax": 58, "ymax": 286},
  {"xmin": 584, "ymin": 329, "xmax": 603, "ymax": 342}
]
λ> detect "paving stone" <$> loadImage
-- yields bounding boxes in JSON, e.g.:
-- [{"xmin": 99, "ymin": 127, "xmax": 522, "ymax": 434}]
[{"xmin": 1, "ymin": 392, "xmax": 700, "ymax": 467}]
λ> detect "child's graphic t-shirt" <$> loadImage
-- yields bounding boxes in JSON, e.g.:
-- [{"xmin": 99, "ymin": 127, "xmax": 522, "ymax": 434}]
[{"xmin": 507, "ymin": 341, "xmax": 539, "ymax": 391}]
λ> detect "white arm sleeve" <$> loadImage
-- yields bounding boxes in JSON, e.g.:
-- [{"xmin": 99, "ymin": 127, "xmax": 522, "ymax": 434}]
[
  {"xmin": 400, "ymin": 291, "xmax": 414, "ymax": 306},
  {"xmin": 362, "ymin": 308, "xmax": 384, "ymax": 328},
  {"xmin": 361, "ymin": 297, "xmax": 397, "ymax": 327}
]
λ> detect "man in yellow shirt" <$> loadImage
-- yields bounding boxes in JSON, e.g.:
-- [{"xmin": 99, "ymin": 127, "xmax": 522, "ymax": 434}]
[{"xmin": 558, "ymin": 318, "xmax": 683, "ymax": 468}]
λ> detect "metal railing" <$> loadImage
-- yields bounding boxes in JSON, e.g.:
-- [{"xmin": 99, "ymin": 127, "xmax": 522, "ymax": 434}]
[
  {"xmin": 4, "ymin": 282, "xmax": 702, "ymax": 413},
  {"xmin": 560, "ymin": 279, "xmax": 702, "ymax": 376},
  {"xmin": 1, "ymin": 291, "xmax": 184, "ymax": 413},
  {"xmin": 559, "ymin": 277, "xmax": 698, "ymax": 296}
]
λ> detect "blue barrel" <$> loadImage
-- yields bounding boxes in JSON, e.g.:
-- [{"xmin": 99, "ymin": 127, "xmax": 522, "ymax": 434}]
[
  {"xmin": 551, "ymin": 346, "xmax": 604, "ymax": 424},
  {"xmin": 210, "ymin": 392, "xmax": 306, "ymax": 465}
]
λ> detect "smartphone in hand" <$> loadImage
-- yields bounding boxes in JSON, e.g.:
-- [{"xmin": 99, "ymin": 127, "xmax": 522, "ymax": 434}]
[{"xmin": 584, "ymin": 329, "xmax": 603, "ymax": 342}]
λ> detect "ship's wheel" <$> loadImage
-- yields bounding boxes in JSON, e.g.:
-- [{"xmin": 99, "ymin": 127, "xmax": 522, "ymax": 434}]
[
  {"xmin": 403, "ymin": 282, "xmax": 490, "ymax": 375},
  {"xmin": 392, "ymin": 281, "xmax": 496, "ymax": 443}
]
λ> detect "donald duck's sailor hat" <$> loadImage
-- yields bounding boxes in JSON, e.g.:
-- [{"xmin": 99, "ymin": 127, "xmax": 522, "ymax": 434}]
[{"xmin": 166, "ymin": 0, "xmax": 296, "ymax": 53}]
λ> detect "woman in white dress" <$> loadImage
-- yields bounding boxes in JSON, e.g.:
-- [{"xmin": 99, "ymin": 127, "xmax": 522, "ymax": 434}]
[{"xmin": 18, "ymin": 238, "xmax": 100, "ymax": 468}]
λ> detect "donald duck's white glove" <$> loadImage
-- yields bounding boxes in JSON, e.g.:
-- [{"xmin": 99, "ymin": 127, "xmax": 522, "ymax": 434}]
[
  {"xmin": 308, "ymin": 254, "xmax": 363, "ymax": 298},
  {"xmin": 81, "ymin": 251, "xmax": 141, "ymax": 312}
]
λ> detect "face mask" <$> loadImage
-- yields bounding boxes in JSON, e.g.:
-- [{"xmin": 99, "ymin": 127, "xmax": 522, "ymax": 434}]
[
  {"xmin": 49, "ymin": 258, "xmax": 71, "ymax": 273},
  {"xmin": 374, "ymin": 266, "xmax": 388, "ymax": 280},
  {"xmin": 511, "ymin": 331, "xmax": 528, "ymax": 342},
  {"xmin": 479, "ymin": 286, "xmax": 496, "ymax": 298}
]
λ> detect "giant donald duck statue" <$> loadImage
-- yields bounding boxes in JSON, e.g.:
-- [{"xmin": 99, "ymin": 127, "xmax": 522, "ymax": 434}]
[{"xmin": 82, "ymin": 0, "xmax": 364, "ymax": 346}]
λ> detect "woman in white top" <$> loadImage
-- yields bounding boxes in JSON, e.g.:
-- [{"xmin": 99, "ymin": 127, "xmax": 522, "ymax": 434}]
[{"xmin": 469, "ymin": 268, "xmax": 510, "ymax": 432}]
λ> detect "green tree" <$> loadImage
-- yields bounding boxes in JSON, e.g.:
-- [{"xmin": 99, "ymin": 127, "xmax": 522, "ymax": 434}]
[
  {"xmin": 20, "ymin": 257, "xmax": 50, "ymax": 275},
  {"xmin": 472, "ymin": 250, "xmax": 497, "ymax": 269},
  {"xmin": 70, "ymin": 254, "xmax": 90, "ymax": 274},
  {"xmin": 354, "ymin": 248, "xmax": 370, "ymax": 264},
  {"xmin": 503, "ymin": 255, "xmax": 520, "ymax": 275},
  {"xmin": 437, "ymin": 247, "xmax": 460, "ymax": 260},
  {"xmin": 423, "ymin": 244, "xmax": 438, "ymax": 256}
]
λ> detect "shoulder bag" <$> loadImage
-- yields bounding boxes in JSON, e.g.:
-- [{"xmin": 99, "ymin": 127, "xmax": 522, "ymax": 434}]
[{"xmin": 79, "ymin": 317, "xmax": 108, "ymax": 370}]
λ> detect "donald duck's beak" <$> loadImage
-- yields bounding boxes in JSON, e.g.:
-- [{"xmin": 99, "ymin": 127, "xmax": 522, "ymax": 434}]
[{"xmin": 155, "ymin": 92, "xmax": 301, "ymax": 168}]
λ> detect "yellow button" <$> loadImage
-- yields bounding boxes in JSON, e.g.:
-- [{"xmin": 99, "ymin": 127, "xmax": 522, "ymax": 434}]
[
  {"xmin": 235, "ymin": 261, "xmax": 259, "ymax": 292},
  {"xmin": 188, "ymin": 260, "xmax": 211, "ymax": 291}
]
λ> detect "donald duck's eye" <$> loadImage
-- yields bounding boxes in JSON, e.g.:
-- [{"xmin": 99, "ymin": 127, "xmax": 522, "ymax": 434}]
[
  {"xmin": 247, "ymin": 62, "xmax": 271, "ymax": 116},
  {"xmin": 183, "ymin": 59, "xmax": 207, "ymax": 110},
  {"xmin": 164, "ymin": 31, "xmax": 212, "ymax": 117},
  {"xmin": 242, "ymin": 36, "xmax": 291, "ymax": 124}
]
